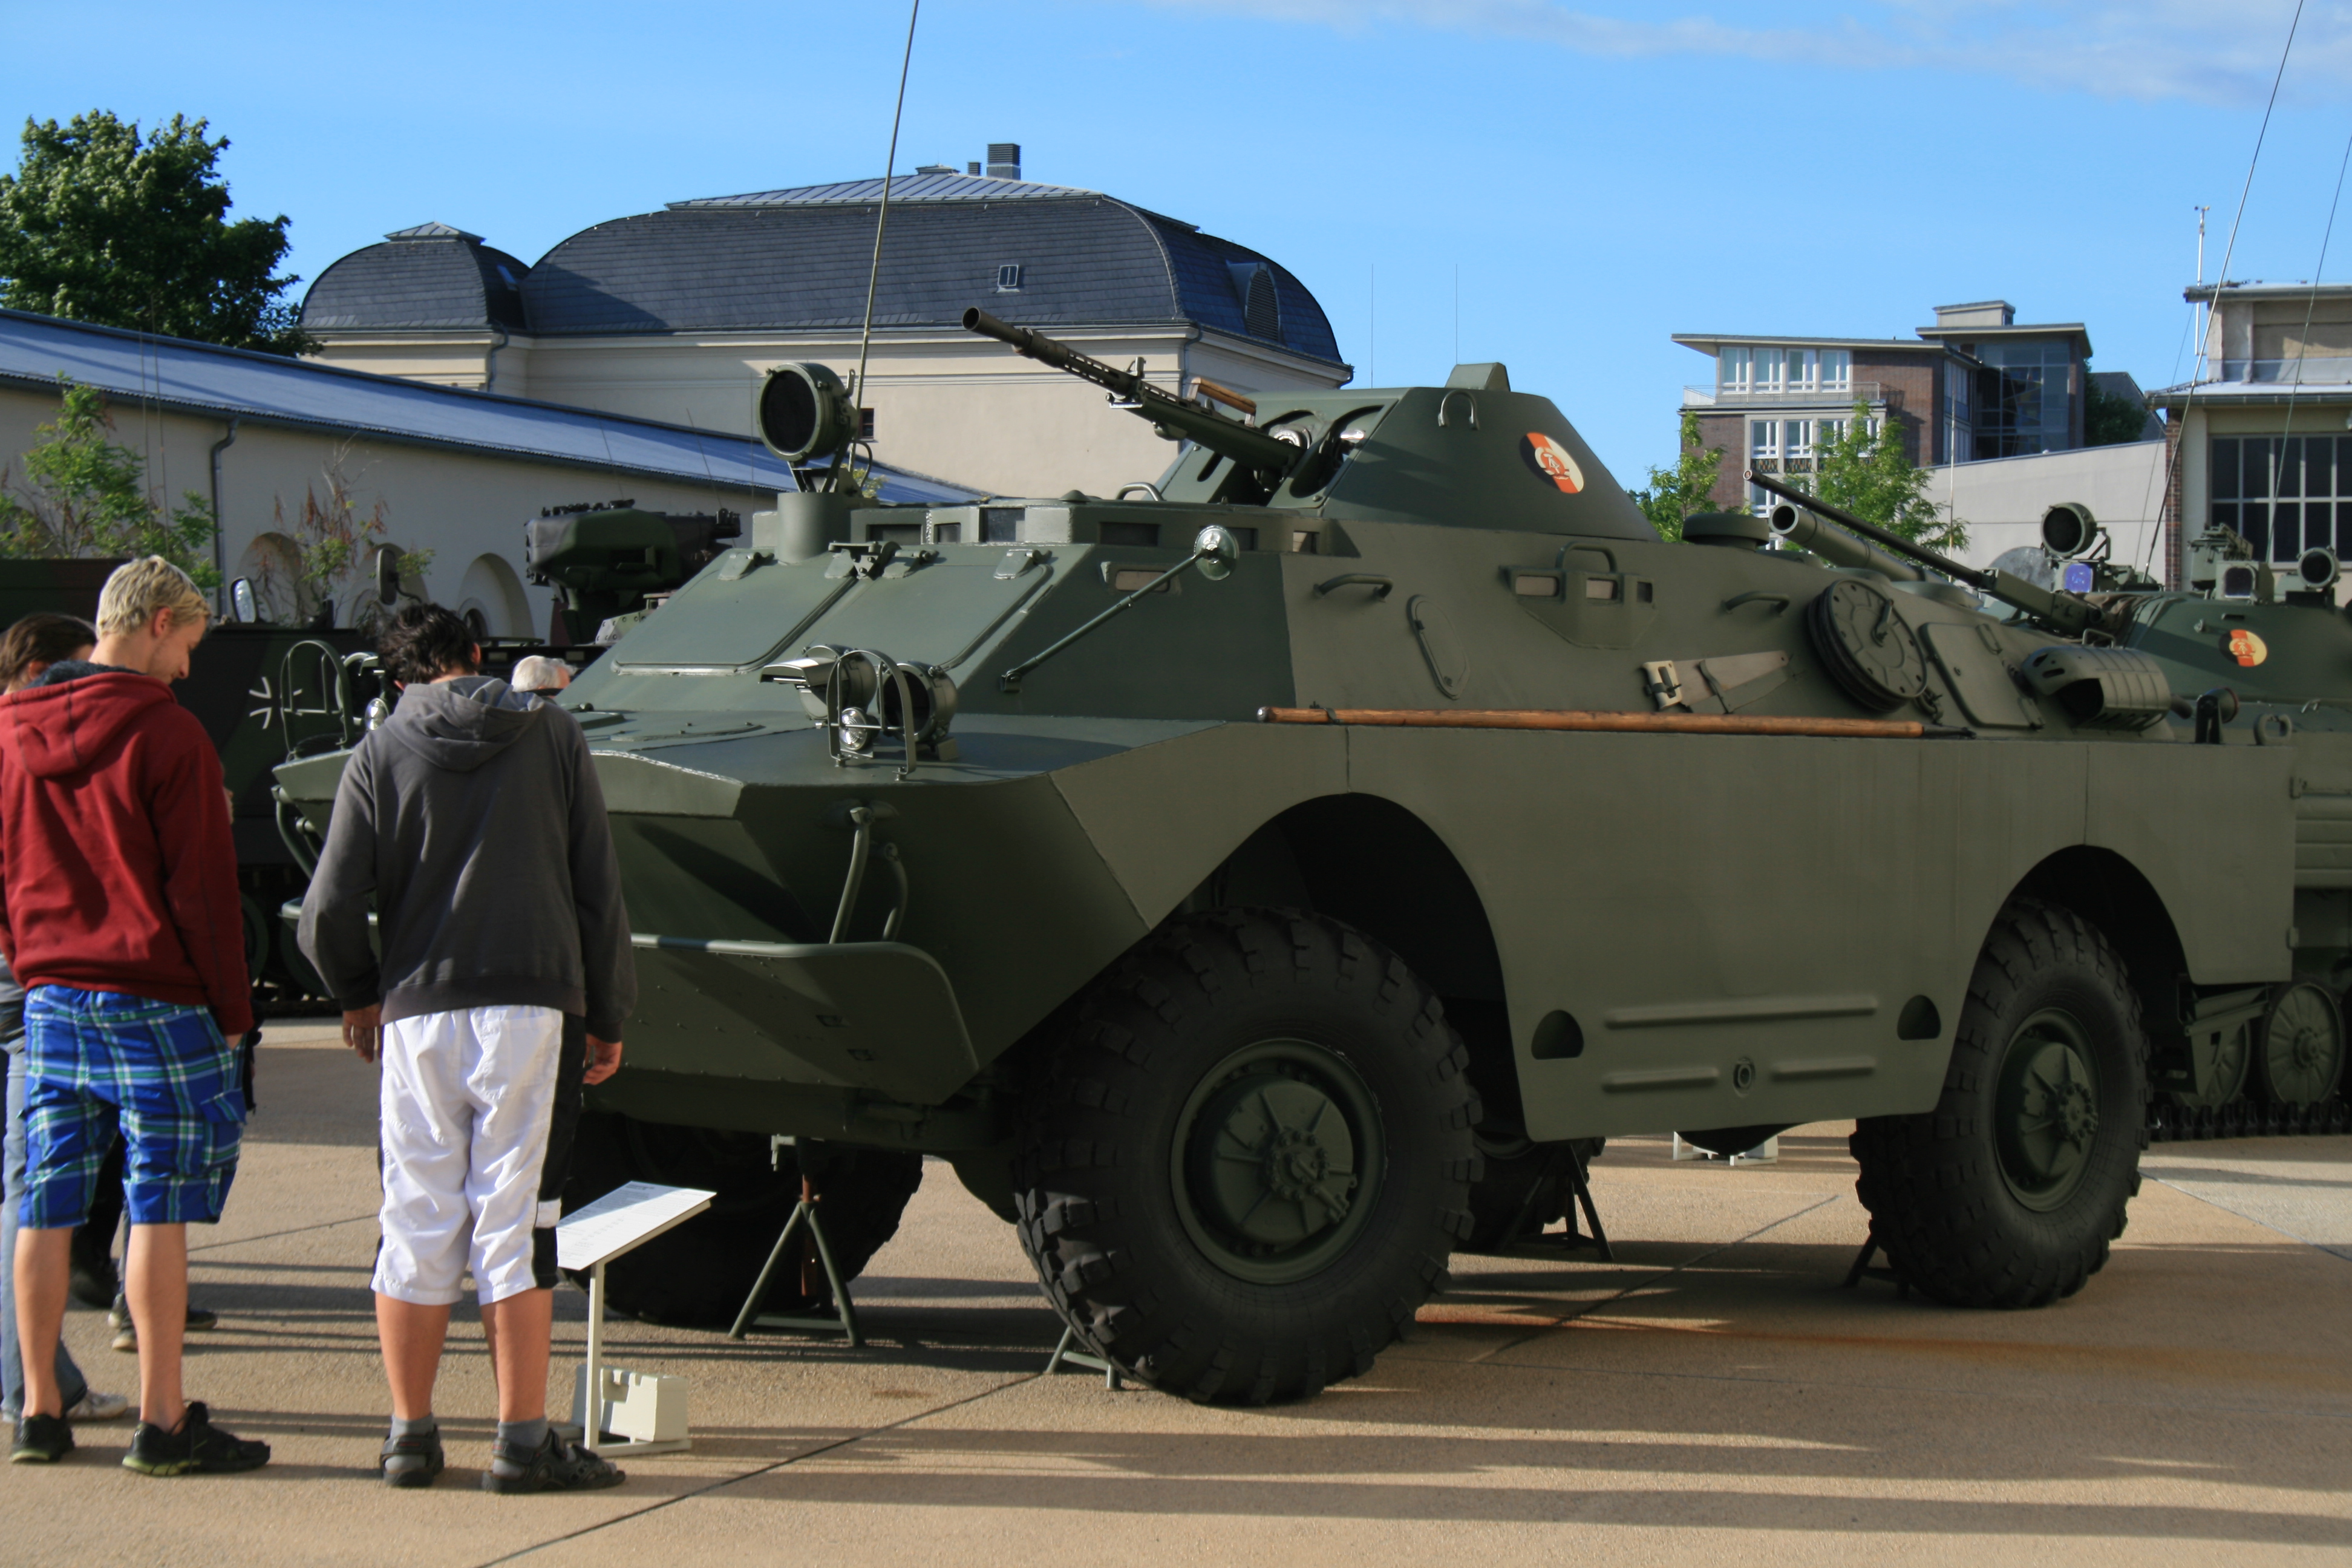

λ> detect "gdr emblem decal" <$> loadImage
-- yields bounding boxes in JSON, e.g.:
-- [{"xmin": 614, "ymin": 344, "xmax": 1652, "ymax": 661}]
[{"xmin": 1521, "ymin": 432, "xmax": 1584, "ymax": 494}]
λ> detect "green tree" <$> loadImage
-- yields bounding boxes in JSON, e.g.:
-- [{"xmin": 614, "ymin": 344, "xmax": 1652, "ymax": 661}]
[
  {"xmin": 1630, "ymin": 410, "xmax": 1736, "ymax": 541},
  {"xmin": 1809, "ymin": 402, "xmax": 1967, "ymax": 554},
  {"xmin": 0, "ymin": 111, "xmax": 312, "ymax": 355},
  {"xmin": 0, "ymin": 377, "xmax": 220, "ymax": 586},
  {"xmin": 2083, "ymin": 372, "xmax": 2151, "ymax": 447}
]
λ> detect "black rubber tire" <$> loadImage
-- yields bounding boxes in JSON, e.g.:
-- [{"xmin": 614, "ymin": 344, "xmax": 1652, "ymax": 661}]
[
  {"xmin": 1460, "ymin": 1129, "xmax": 1603, "ymax": 1252},
  {"xmin": 1850, "ymin": 898, "xmax": 2148, "ymax": 1308},
  {"xmin": 1013, "ymin": 909, "xmax": 1480, "ymax": 1405},
  {"xmin": 563, "ymin": 1114, "xmax": 923, "ymax": 1326}
]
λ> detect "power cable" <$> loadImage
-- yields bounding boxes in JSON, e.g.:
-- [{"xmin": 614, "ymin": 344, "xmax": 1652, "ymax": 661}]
[
  {"xmin": 846, "ymin": 0, "xmax": 921, "ymax": 496},
  {"xmin": 2270, "ymin": 116, "xmax": 2352, "ymax": 564},
  {"xmin": 2141, "ymin": 0, "xmax": 2306, "ymax": 578}
]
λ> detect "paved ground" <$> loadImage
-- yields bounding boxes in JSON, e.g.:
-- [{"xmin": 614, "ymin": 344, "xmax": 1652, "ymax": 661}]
[{"xmin": 4, "ymin": 1022, "xmax": 2348, "ymax": 1564}]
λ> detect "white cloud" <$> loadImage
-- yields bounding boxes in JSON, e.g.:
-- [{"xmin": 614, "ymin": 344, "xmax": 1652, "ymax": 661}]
[{"xmin": 1135, "ymin": 0, "xmax": 2352, "ymax": 105}]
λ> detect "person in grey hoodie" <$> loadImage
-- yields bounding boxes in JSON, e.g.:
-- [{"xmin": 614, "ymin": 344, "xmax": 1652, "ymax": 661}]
[{"xmin": 298, "ymin": 603, "xmax": 635, "ymax": 1494}]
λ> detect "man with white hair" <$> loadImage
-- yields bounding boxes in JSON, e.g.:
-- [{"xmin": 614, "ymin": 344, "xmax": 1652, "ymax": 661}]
[
  {"xmin": 510, "ymin": 655, "xmax": 570, "ymax": 696},
  {"xmin": 0, "ymin": 558, "xmax": 267, "ymax": 1476}
]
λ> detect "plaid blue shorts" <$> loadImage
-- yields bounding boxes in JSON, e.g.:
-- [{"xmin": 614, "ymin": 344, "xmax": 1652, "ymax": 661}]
[{"xmin": 19, "ymin": 985, "xmax": 244, "ymax": 1229}]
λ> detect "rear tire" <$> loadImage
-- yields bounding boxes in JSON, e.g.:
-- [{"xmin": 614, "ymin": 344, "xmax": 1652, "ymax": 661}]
[
  {"xmin": 1014, "ymin": 910, "xmax": 1480, "ymax": 1405},
  {"xmin": 1850, "ymin": 898, "xmax": 2148, "ymax": 1308},
  {"xmin": 563, "ymin": 1114, "xmax": 923, "ymax": 1326}
]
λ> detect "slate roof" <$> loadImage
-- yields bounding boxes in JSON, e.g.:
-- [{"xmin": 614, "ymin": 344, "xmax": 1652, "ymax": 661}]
[
  {"xmin": 0, "ymin": 308, "xmax": 974, "ymax": 506},
  {"xmin": 302, "ymin": 224, "xmax": 532, "ymax": 332},
  {"xmin": 302, "ymin": 177, "xmax": 1345, "ymax": 368}
]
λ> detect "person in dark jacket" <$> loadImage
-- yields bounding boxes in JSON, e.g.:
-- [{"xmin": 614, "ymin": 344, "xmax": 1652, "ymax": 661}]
[
  {"xmin": 1, "ymin": 561, "xmax": 268, "ymax": 1475},
  {"xmin": 298, "ymin": 603, "xmax": 634, "ymax": 1494}
]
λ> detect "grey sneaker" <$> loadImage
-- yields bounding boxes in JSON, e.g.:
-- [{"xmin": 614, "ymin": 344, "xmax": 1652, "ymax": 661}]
[
  {"xmin": 481, "ymin": 1429, "xmax": 624, "ymax": 1494},
  {"xmin": 62, "ymin": 1388, "xmax": 131, "ymax": 1422}
]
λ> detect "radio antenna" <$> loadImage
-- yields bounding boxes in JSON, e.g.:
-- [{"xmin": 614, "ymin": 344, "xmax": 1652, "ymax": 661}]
[{"xmin": 843, "ymin": 0, "xmax": 921, "ymax": 494}]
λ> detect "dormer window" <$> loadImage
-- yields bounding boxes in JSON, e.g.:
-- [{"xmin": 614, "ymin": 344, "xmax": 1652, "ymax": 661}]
[{"xmin": 996, "ymin": 263, "xmax": 1024, "ymax": 292}]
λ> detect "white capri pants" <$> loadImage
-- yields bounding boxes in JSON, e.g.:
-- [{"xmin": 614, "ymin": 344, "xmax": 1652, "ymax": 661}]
[{"xmin": 373, "ymin": 1004, "xmax": 582, "ymax": 1307}]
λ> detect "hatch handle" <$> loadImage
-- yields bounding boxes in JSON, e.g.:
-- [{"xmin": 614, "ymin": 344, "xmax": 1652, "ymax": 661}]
[
  {"xmin": 1437, "ymin": 390, "xmax": 1479, "ymax": 430},
  {"xmin": 1720, "ymin": 590, "xmax": 1791, "ymax": 615},
  {"xmin": 1313, "ymin": 573, "xmax": 1394, "ymax": 600}
]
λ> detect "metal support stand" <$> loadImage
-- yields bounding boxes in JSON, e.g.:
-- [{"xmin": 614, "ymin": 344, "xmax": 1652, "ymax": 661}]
[
  {"xmin": 1043, "ymin": 1324, "xmax": 1122, "ymax": 1390},
  {"xmin": 1841, "ymin": 1230, "xmax": 1910, "ymax": 1297},
  {"xmin": 1497, "ymin": 1143, "xmax": 1615, "ymax": 1261},
  {"xmin": 577, "ymin": 1259, "xmax": 690, "ymax": 1457},
  {"xmin": 728, "ymin": 1174, "xmax": 862, "ymax": 1345}
]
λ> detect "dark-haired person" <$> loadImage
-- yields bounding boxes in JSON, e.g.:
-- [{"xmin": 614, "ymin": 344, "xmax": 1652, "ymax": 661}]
[
  {"xmin": 0, "ymin": 615, "xmax": 131, "ymax": 1433},
  {"xmin": 299, "ymin": 602, "xmax": 634, "ymax": 1492},
  {"xmin": 3, "ymin": 561, "xmax": 267, "ymax": 1475}
]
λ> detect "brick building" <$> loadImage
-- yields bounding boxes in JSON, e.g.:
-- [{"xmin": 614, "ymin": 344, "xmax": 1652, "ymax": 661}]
[{"xmin": 1673, "ymin": 300, "xmax": 2096, "ymax": 512}]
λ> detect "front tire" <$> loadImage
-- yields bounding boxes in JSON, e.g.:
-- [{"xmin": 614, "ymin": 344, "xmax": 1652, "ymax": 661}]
[
  {"xmin": 1851, "ymin": 898, "xmax": 2148, "ymax": 1308},
  {"xmin": 1014, "ymin": 910, "xmax": 1480, "ymax": 1405}
]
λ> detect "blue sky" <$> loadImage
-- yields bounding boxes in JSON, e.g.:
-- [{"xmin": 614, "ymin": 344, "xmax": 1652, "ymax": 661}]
[{"xmin": 7, "ymin": 1, "xmax": 2350, "ymax": 484}]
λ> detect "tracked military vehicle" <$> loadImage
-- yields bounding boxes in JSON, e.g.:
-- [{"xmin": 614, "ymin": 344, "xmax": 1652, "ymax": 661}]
[{"xmin": 276, "ymin": 309, "xmax": 2344, "ymax": 1403}]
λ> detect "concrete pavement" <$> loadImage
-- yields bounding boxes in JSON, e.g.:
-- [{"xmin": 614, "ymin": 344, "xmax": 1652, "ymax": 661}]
[{"xmin": 2, "ymin": 1022, "xmax": 2347, "ymax": 1564}]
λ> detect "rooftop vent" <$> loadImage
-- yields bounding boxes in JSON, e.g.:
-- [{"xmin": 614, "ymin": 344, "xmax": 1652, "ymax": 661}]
[
  {"xmin": 966, "ymin": 161, "xmax": 981, "ymax": 175},
  {"xmin": 913, "ymin": 163, "xmax": 955, "ymax": 175},
  {"xmin": 986, "ymin": 143, "xmax": 1021, "ymax": 180},
  {"xmin": 1228, "ymin": 263, "xmax": 1281, "ymax": 341},
  {"xmin": 1934, "ymin": 300, "xmax": 2016, "ymax": 328}
]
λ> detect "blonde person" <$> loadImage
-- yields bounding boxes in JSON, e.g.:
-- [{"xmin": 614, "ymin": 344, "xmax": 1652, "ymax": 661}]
[{"xmin": 1, "ymin": 563, "xmax": 266, "ymax": 1474}]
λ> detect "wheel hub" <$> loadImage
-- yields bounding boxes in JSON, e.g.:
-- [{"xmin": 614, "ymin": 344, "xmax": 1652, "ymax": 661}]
[
  {"xmin": 1994, "ymin": 1010, "xmax": 2105, "ymax": 1214},
  {"xmin": 1172, "ymin": 1038, "xmax": 1386, "ymax": 1285},
  {"xmin": 1199, "ymin": 1076, "xmax": 1357, "ymax": 1245}
]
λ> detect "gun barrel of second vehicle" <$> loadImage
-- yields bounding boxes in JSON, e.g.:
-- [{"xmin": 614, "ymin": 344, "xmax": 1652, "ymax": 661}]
[
  {"xmin": 1747, "ymin": 468, "xmax": 2100, "ymax": 636},
  {"xmin": 962, "ymin": 307, "xmax": 1299, "ymax": 474}
]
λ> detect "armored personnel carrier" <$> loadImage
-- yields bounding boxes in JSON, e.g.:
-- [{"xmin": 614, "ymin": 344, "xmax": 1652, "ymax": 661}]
[{"xmin": 276, "ymin": 310, "xmax": 2345, "ymax": 1403}]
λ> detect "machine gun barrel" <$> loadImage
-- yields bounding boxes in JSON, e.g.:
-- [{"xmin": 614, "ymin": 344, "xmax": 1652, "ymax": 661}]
[
  {"xmin": 1746, "ymin": 468, "xmax": 2100, "ymax": 636},
  {"xmin": 962, "ymin": 307, "xmax": 1299, "ymax": 475},
  {"xmin": 1766, "ymin": 502, "xmax": 1923, "ymax": 581}
]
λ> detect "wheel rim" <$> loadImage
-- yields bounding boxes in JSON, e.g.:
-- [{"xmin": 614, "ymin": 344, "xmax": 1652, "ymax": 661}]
[
  {"xmin": 2172, "ymin": 1023, "xmax": 2250, "ymax": 1109},
  {"xmin": 1993, "ymin": 1007, "xmax": 2104, "ymax": 1213},
  {"xmin": 2262, "ymin": 985, "xmax": 2344, "ymax": 1106},
  {"xmin": 1171, "ymin": 1038, "xmax": 1386, "ymax": 1285}
]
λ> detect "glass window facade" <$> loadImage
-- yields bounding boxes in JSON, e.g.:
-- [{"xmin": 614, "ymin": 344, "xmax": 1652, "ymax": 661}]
[
  {"xmin": 1970, "ymin": 340, "xmax": 2074, "ymax": 457},
  {"xmin": 2211, "ymin": 436, "xmax": 2352, "ymax": 562},
  {"xmin": 1720, "ymin": 347, "xmax": 1851, "ymax": 394}
]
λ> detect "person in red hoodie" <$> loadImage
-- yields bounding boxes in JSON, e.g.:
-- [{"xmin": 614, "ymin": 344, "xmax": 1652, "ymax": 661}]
[{"xmin": 1, "ymin": 558, "xmax": 267, "ymax": 1476}]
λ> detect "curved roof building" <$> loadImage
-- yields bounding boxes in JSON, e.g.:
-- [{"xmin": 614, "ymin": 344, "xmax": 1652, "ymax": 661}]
[{"xmin": 301, "ymin": 151, "xmax": 1352, "ymax": 497}]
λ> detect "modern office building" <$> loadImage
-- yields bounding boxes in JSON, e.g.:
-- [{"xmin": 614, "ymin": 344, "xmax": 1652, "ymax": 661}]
[
  {"xmin": 299, "ymin": 145, "xmax": 1351, "ymax": 499},
  {"xmin": 1673, "ymin": 300, "xmax": 2108, "ymax": 514}
]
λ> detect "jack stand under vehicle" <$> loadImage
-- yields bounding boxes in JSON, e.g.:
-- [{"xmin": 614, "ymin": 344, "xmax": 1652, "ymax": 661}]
[
  {"xmin": 728, "ymin": 1170, "xmax": 863, "ymax": 1347},
  {"xmin": 1841, "ymin": 1231, "xmax": 1912, "ymax": 1298},
  {"xmin": 1492, "ymin": 1142, "xmax": 1615, "ymax": 1262},
  {"xmin": 1042, "ymin": 1325, "xmax": 1123, "ymax": 1390}
]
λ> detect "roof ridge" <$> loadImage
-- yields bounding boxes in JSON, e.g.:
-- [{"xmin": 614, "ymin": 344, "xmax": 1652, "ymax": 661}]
[{"xmin": 668, "ymin": 171, "xmax": 1107, "ymax": 209}]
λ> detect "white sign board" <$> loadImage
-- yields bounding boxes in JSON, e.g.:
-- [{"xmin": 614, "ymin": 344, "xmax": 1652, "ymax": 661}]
[{"xmin": 557, "ymin": 1181, "xmax": 714, "ymax": 1272}]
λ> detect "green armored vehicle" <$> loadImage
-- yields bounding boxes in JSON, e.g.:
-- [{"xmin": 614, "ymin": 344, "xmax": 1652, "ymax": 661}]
[{"xmin": 276, "ymin": 310, "xmax": 2345, "ymax": 1403}]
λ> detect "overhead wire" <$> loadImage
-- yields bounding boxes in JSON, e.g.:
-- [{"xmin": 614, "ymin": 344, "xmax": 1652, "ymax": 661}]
[
  {"xmin": 2140, "ymin": 0, "xmax": 2307, "ymax": 577},
  {"xmin": 846, "ymin": 0, "xmax": 921, "ymax": 496},
  {"xmin": 2270, "ymin": 115, "xmax": 2352, "ymax": 565}
]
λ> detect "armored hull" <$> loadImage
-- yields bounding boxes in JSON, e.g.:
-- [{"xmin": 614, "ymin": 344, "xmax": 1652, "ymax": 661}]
[{"xmin": 276, "ymin": 358, "xmax": 2347, "ymax": 1403}]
